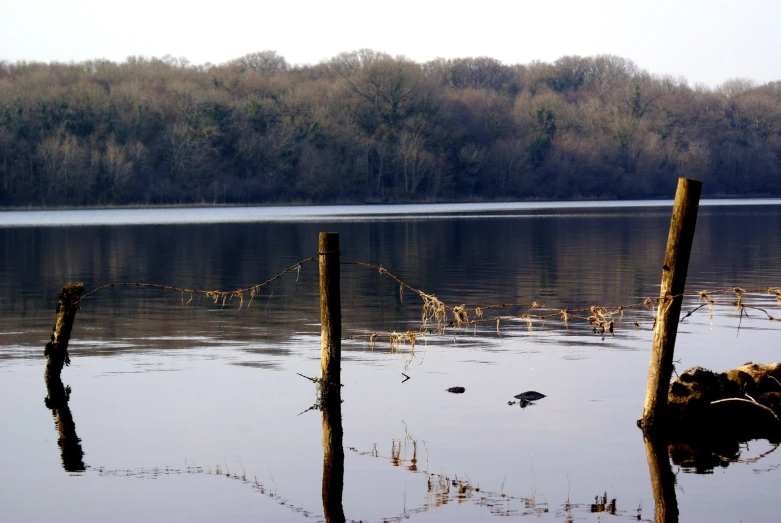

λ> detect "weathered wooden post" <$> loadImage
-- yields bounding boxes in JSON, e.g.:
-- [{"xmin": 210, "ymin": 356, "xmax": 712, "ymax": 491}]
[
  {"xmin": 640, "ymin": 178, "xmax": 702, "ymax": 431},
  {"xmin": 44, "ymin": 283, "xmax": 85, "ymax": 382},
  {"xmin": 319, "ymin": 232, "xmax": 341, "ymax": 400}
]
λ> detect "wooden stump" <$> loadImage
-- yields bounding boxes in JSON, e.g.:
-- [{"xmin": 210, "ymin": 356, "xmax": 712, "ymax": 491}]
[{"xmin": 44, "ymin": 283, "xmax": 84, "ymax": 382}]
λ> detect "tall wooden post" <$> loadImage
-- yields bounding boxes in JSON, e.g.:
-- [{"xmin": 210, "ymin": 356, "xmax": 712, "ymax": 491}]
[
  {"xmin": 44, "ymin": 283, "xmax": 85, "ymax": 382},
  {"xmin": 319, "ymin": 233, "xmax": 341, "ymax": 400},
  {"xmin": 640, "ymin": 178, "xmax": 702, "ymax": 431}
]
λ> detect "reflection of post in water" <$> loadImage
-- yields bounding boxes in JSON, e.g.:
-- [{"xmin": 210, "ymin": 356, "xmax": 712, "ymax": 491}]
[
  {"xmin": 643, "ymin": 434, "xmax": 678, "ymax": 523},
  {"xmin": 321, "ymin": 393, "xmax": 345, "ymax": 523},
  {"xmin": 44, "ymin": 376, "xmax": 86, "ymax": 472}
]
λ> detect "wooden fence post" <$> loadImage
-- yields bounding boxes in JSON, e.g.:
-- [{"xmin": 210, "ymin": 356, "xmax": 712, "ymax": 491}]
[
  {"xmin": 44, "ymin": 283, "xmax": 85, "ymax": 382},
  {"xmin": 640, "ymin": 178, "xmax": 702, "ymax": 431},
  {"xmin": 319, "ymin": 233, "xmax": 341, "ymax": 400}
]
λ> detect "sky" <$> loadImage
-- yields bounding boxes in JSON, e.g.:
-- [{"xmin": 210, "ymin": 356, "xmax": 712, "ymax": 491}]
[{"xmin": 1, "ymin": 0, "xmax": 779, "ymax": 87}]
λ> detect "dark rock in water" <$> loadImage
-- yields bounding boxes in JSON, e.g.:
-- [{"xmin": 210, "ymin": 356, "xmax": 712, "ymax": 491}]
[
  {"xmin": 652, "ymin": 363, "xmax": 781, "ymax": 474},
  {"xmin": 513, "ymin": 391, "xmax": 546, "ymax": 402},
  {"xmin": 667, "ymin": 363, "xmax": 781, "ymax": 442},
  {"xmin": 446, "ymin": 386, "xmax": 466, "ymax": 394}
]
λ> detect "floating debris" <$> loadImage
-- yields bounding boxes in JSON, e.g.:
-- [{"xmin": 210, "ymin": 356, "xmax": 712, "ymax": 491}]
[
  {"xmin": 510, "ymin": 391, "xmax": 546, "ymax": 408},
  {"xmin": 446, "ymin": 386, "xmax": 466, "ymax": 394},
  {"xmin": 513, "ymin": 391, "xmax": 546, "ymax": 402}
]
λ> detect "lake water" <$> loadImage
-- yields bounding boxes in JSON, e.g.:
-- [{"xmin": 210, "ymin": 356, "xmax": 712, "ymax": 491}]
[{"xmin": 2, "ymin": 200, "xmax": 781, "ymax": 522}]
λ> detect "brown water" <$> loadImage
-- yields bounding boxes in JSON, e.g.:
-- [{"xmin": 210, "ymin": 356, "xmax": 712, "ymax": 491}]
[{"xmin": 2, "ymin": 201, "xmax": 781, "ymax": 522}]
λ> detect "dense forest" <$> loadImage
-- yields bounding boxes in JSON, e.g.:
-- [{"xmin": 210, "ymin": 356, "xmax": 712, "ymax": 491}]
[{"xmin": 0, "ymin": 50, "xmax": 780, "ymax": 207}]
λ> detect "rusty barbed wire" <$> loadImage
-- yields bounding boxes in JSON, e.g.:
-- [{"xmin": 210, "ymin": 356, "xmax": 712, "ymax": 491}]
[
  {"xmin": 78, "ymin": 257, "xmax": 318, "ymax": 309},
  {"xmin": 71, "ymin": 256, "xmax": 778, "ymax": 346},
  {"xmin": 341, "ymin": 260, "xmax": 781, "ymax": 345}
]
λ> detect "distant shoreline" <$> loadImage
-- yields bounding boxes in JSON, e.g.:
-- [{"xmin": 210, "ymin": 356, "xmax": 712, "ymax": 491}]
[
  {"xmin": 2, "ymin": 55, "xmax": 780, "ymax": 209},
  {"xmin": 3, "ymin": 193, "xmax": 781, "ymax": 214}
]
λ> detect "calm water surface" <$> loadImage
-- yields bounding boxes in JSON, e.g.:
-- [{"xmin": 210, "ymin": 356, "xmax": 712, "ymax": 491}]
[{"xmin": 2, "ymin": 201, "xmax": 781, "ymax": 522}]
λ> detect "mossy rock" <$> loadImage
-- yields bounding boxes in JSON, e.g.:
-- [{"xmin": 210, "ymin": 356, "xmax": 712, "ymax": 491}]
[{"xmin": 667, "ymin": 364, "xmax": 781, "ymax": 442}]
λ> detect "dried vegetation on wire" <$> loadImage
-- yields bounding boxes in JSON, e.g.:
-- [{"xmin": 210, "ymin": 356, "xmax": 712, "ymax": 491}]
[
  {"xmin": 79, "ymin": 257, "xmax": 317, "ymax": 309},
  {"xmin": 76, "ymin": 256, "xmax": 780, "ymax": 357},
  {"xmin": 342, "ymin": 261, "xmax": 781, "ymax": 351}
]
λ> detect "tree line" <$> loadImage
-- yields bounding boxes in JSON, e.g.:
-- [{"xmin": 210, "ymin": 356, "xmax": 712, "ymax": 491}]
[{"xmin": 0, "ymin": 50, "xmax": 779, "ymax": 207}]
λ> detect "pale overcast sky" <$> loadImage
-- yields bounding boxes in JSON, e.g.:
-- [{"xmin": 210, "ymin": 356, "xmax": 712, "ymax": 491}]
[{"xmin": 1, "ymin": 0, "xmax": 779, "ymax": 87}]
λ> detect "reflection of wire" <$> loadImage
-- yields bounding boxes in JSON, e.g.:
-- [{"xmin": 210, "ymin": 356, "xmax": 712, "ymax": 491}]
[
  {"xmin": 90, "ymin": 462, "xmax": 318, "ymax": 519},
  {"xmin": 726, "ymin": 441, "xmax": 780, "ymax": 466},
  {"xmin": 346, "ymin": 428, "xmax": 649, "ymax": 522}
]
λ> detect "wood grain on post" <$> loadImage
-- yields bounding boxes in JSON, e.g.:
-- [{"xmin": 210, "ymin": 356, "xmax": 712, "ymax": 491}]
[
  {"xmin": 44, "ymin": 283, "xmax": 85, "ymax": 382},
  {"xmin": 319, "ymin": 233, "xmax": 341, "ymax": 399},
  {"xmin": 640, "ymin": 178, "xmax": 702, "ymax": 431}
]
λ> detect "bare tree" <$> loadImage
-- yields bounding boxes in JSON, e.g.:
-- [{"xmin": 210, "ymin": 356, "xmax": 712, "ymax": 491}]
[{"xmin": 229, "ymin": 51, "xmax": 288, "ymax": 75}]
